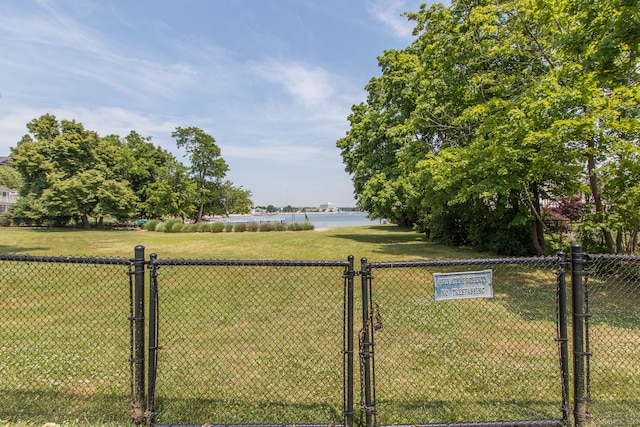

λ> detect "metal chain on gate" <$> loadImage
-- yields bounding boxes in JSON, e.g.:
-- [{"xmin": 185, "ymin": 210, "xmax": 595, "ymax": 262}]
[{"xmin": 358, "ymin": 301, "xmax": 382, "ymax": 427}]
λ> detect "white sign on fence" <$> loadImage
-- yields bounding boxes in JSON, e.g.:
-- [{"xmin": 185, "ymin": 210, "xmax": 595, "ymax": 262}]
[{"xmin": 433, "ymin": 270, "xmax": 493, "ymax": 301}]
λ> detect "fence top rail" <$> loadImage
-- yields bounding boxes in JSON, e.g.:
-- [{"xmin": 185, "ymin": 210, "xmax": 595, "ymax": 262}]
[
  {"xmin": 366, "ymin": 255, "xmax": 563, "ymax": 269},
  {"xmin": 584, "ymin": 253, "xmax": 640, "ymax": 262},
  {"xmin": 0, "ymin": 253, "xmax": 130, "ymax": 265},
  {"xmin": 153, "ymin": 257, "xmax": 351, "ymax": 268}
]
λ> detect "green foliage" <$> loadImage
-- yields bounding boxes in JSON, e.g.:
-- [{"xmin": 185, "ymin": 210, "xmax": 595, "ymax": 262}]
[
  {"xmin": 210, "ymin": 222, "xmax": 225, "ymax": 233},
  {"xmin": 113, "ymin": 131, "xmax": 180, "ymax": 219},
  {"xmin": 247, "ymin": 222, "xmax": 259, "ymax": 232},
  {"xmin": 182, "ymin": 224, "xmax": 198, "ymax": 233},
  {"xmin": 172, "ymin": 126, "xmax": 233, "ymax": 223},
  {"xmin": 9, "ymin": 114, "xmax": 136, "ymax": 228},
  {"xmin": 0, "ymin": 213, "xmax": 10, "ymax": 227},
  {"xmin": 233, "ymin": 223, "xmax": 247, "ymax": 232},
  {"xmin": 7, "ymin": 117, "xmax": 254, "ymax": 228},
  {"xmin": 0, "ymin": 165, "xmax": 22, "ymax": 189},
  {"xmin": 144, "ymin": 219, "xmax": 161, "ymax": 231},
  {"xmin": 272, "ymin": 222, "xmax": 287, "ymax": 231},
  {"xmin": 197, "ymin": 223, "xmax": 212, "ymax": 232},
  {"xmin": 225, "ymin": 223, "xmax": 234, "ymax": 232},
  {"xmin": 338, "ymin": 0, "xmax": 640, "ymax": 255},
  {"xmin": 163, "ymin": 219, "xmax": 182, "ymax": 233},
  {"xmin": 287, "ymin": 222, "xmax": 315, "ymax": 231},
  {"xmin": 259, "ymin": 222, "xmax": 274, "ymax": 232}
]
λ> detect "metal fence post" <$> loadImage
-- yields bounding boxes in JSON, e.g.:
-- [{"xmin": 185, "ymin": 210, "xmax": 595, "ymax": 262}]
[
  {"xmin": 557, "ymin": 251, "xmax": 571, "ymax": 424},
  {"xmin": 343, "ymin": 255, "xmax": 355, "ymax": 427},
  {"xmin": 132, "ymin": 245, "xmax": 146, "ymax": 424},
  {"xmin": 359, "ymin": 257, "xmax": 376, "ymax": 427},
  {"xmin": 571, "ymin": 243, "xmax": 587, "ymax": 426},
  {"xmin": 147, "ymin": 253, "xmax": 159, "ymax": 426}
]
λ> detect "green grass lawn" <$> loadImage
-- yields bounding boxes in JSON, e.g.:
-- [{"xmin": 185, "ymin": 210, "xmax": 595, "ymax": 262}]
[
  {"xmin": 0, "ymin": 226, "xmax": 638, "ymax": 427},
  {"xmin": 0, "ymin": 224, "xmax": 476, "ymax": 261}
]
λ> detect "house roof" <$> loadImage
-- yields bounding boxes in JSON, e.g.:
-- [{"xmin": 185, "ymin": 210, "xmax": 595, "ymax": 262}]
[{"xmin": 0, "ymin": 156, "xmax": 9, "ymax": 166}]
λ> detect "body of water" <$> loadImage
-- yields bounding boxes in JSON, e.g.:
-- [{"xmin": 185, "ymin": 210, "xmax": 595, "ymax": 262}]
[
  {"xmin": 288, "ymin": 211, "xmax": 379, "ymax": 229},
  {"xmin": 215, "ymin": 211, "xmax": 380, "ymax": 229}
]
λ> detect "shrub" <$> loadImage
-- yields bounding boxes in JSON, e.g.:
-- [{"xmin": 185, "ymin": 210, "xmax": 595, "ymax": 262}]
[
  {"xmin": 273, "ymin": 222, "xmax": 287, "ymax": 231},
  {"xmin": 182, "ymin": 224, "xmax": 198, "ymax": 233},
  {"xmin": 211, "ymin": 222, "xmax": 225, "ymax": 233},
  {"xmin": 197, "ymin": 223, "xmax": 212, "ymax": 232},
  {"xmin": 259, "ymin": 223, "xmax": 274, "ymax": 232},
  {"xmin": 0, "ymin": 213, "xmax": 10, "ymax": 227},
  {"xmin": 225, "ymin": 223, "xmax": 234, "ymax": 232},
  {"xmin": 287, "ymin": 222, "xmax": 314, "ymax": 231},
  {"xmin": 163, "ymin": 219, "xmax": 183, "ymax": 233},
  {"xmin": 234, "ymin": 223, "xmax": 247, "ymax": 232},
  {"xmin": 144, "ymin": 219, "xmax": 161, "ymax": 231},
  {"xmin": 170, "ymin": 222, "xmax": 184, "ymax": 233},
  {"xmin": 247, "ymin": 222, "xmax": 259, "ymax": 232},
  {"xmin": 155, "ymin": 222, "xmax": 166, "ymax": 232}
]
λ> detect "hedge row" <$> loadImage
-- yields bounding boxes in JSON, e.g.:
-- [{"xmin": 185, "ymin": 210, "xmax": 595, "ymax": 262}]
[{"xmin": 143, "ymin": 219, "xmax": 314, "ymax": 233}]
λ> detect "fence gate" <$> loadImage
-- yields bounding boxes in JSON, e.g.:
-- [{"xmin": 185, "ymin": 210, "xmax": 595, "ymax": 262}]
[
  {"xmin": 359, "ymin": 256, "xmax": 571, "ymax": 427},
  {"xmin": 143, "ymin": 255, "xmax": 354, "ymax": 427},
  {"xmin": 125, "ymin": 247, "xmax": 637, "ymax": 427},
  {"xmin": 2, "ymin": 245, "xmax": 638, "ymax": 427}
]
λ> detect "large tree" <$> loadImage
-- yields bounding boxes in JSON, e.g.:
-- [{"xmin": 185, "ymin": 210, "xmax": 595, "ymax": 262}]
[
  {"xmin": 338, "ymin": 0, "xmax": 640, "ymax": 254},
  {"xmin": 172, "ymin": 126, "xmax": 230, "ymax": 223},
  {"xmin": 11, "ymin": 114, "xmax": 137, "ymax": 227},
  {"xmin": 106, "ymin": 131, "xmax": 180, "ymax": 218}
]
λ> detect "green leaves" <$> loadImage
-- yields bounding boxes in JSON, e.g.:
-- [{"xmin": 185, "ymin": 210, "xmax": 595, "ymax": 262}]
[
  {"xmin": 338, "ymin": 0, "xmax": 640, "ymax": 254},
  {"xmin": 9, "ymin": 116, "xmax": 252, "ymax": 226}
]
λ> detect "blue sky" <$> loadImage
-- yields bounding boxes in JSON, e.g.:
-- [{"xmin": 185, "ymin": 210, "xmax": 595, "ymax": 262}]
[{"xmin": 0, "ymin": 0, "xmax": 443, "ymax": 207}]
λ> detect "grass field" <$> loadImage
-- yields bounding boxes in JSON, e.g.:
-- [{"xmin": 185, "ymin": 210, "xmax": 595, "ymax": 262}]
[
  {"xmin": 0, "ymin": 226, "xmax": 638, "ymax": 427},
  {"xmin": 0, "ymin": 224, "xmax": 473, "ymax": 261}
]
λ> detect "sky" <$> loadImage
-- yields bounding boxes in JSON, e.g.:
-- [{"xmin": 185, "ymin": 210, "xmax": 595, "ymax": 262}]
[{"xmin": 0, "ymin": 0, "xmax": 444, "ymax": 208}]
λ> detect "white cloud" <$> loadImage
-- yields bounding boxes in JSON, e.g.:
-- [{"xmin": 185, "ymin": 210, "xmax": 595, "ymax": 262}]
[
  {"xmin": 0, "ymin": 105, "xmax": 180, "ymax": 154},
  {"xmin": 249, "ymin": 60, "xmax": 335, "ymax": 108},
  {"xmin": 0, "ymin": 0, "xmax": 397, "ymax": 206},
  {"xmin": 366, "ymin": 0, "xmax": 415, "ymax": 39}
]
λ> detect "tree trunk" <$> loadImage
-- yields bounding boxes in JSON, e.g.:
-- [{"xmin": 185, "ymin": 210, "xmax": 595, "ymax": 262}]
[
  {"xmin": 81, "ymin": 214, "xmax": 91, "ymax": 229},
  {"xmin": 527, "ymin": 183, "xmax": 546, "ymax": 256},
  {"xmin": 531, "ymin": 220, "xmax": 545, "ymax": 256},
  {"xmin": 586, "ymin": 145, "xmax": 615, "ymax": 252},
  {"xmin": 532, "ymin": 185, "xmax": 545, "ymax": 253},
  {"xmin": 196, "ymin": 203, "xmax": 205, "ymax": 223}
]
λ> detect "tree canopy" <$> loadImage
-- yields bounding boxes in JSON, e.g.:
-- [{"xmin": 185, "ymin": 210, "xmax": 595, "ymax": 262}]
[
  {"xmin": 338, "ymin": 0, "xmax": 640, "ymax": 255},
  {"xmin": 0, "ymin": 164, "xmax": 22, "ymax": 189},
  {"xmin": 8, "ymin": 115, "xmax": 252, "ymax": 227}
]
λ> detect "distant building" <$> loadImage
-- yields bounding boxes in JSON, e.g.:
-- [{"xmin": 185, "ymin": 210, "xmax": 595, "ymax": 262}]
[
  {"xmin": 0, "ymin": 156, "xmax": 9, "ymax": 166},
  {"xmin": 320, "ymin": 202, "xmax": 338, "ymax": 212},
  {"xmin": 0, "ymin": 186, "xmax": 18, "ymax": 214}
]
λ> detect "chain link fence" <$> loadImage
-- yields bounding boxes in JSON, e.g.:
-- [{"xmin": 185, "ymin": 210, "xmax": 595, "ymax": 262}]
[
  {"xmin": 361, "ymin": 257, "xmax": 569, "ymax": 426},
  {"xmin": 1, "ymin": 247, "xmax": 638, "ymax": 427},
  {"xmin": 581, "ymin": 254, "xmax": 640, "ymax": 426},
  {"xmin": 147, "ymin": 258, "xmax": 352, "ymax": 426},
  {"xmin": 0, "ymin": 254, "xmax": 133, "ymax": 425}
]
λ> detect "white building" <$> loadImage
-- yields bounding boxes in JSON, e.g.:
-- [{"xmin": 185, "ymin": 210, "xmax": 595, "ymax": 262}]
[
  {"xmin": 0, "ymin": 186, "xmax": 18, "ymax": 214},
  {"xmin": 320, "ymin": 202, "xmax": 338, "ymax": 212}
]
